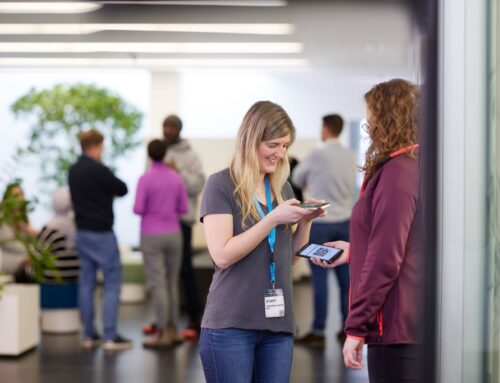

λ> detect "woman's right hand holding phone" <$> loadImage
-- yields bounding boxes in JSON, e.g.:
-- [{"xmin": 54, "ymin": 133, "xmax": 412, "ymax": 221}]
[
  {"xmin": 268, "ymin": 199, "xmax": 311, "ymax": 225},
  {"xmin": 311, "ymin": 240, "xmax": 350, "ymax": 268}
]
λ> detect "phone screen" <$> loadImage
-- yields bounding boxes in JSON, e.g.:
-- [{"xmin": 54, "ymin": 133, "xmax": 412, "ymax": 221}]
[{"xmin": 297, "ymin": 243, "xmax": 343, "ymax": 263}]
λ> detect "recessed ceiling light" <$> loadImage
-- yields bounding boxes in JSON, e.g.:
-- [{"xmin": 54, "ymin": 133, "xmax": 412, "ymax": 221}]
[
  {"xmin": 138, "ymin": 58, "xmax": 306, "ymax": 67},
  {"xmin": 97, "ymin": 1, "xmax": 287, "ymax": 6},
  {"xmin": 0, "ymin": 2, "xmax": 101, "ymax": 14},
  {"xmin": 0, "ymin": 23, "xmax": 294, "ymax": 35},
  {"xmin": 0, "ymin": 57, "xmax": 307, "ymax": 68},
  {"xmin": 0, "ymin": 42, "xmax": 302, "ymax": 54}
]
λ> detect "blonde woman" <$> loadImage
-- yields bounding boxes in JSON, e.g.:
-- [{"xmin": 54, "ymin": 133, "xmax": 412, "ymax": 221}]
[{"xmin": 199, "ymin": 101, "xmax": 326, "ymax": 382}]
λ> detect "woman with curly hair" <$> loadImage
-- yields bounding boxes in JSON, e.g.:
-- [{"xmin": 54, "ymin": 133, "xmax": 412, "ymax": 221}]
[{"xmin": 312, "ymin": 79, "xmax": 421, "ymax": 382}]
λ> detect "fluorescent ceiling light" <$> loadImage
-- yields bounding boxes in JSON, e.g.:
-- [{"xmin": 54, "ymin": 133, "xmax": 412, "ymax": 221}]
[
  {"xmin": 0, "ymin": 42, "xmax": 302, "ymax": 54},
  {"xmin": 0, "ymin": 2, "xmax": 101, "ymax": 14},
  {"xmin": 97, "ymin": 1, "xmax": 287, "ymax": 6},
  {"xmin": 0, "ymin": 23, "xmax": 294, "ymax": 35},
  {"xmin": 0, "ymin": 57, "xmax": 307, "ymax": 68},
  {"xmin": 139, "ymin": 58, "xmax": 305, "ymax": 67}
]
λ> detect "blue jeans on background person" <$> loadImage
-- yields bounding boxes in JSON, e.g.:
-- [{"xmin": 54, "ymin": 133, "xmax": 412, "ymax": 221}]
[
  {"xmin": 309, "ymin": 221, "xmax": 350, "ymax": 334},
  {"xmin": 199, "ymin": 328, "xmax": 293, "ymax": 383},
  {"xmin": 76, "ymin": 229, "xmax": 121, "ymax": 341}
]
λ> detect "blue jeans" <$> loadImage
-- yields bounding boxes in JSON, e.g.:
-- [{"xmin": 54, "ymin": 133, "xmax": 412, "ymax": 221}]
[
  {"xmin": 309, "ymin": 221, "xmax": 350, "ymax": 332},
  {"xmin": 199, "ymin": 328, "xmax": 293, "ymax": 383},
  {"xmin": 76, "ymin": 230, "xmax": 121, "ymax": 341}
]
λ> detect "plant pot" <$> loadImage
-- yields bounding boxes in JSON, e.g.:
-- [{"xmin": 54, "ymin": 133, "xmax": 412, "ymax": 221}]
[{"xmin": 0, "ymin": 284, "xmax": 40, "ymax": 356}]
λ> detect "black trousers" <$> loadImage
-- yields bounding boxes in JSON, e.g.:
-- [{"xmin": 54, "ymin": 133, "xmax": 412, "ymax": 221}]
[
  {"xmin": 368, "ymin": 344, "xmax": 421, "ymax": 383},
  {"xmin": 180, "ymin": 222, "xmax": 202, "ymax": 326}
]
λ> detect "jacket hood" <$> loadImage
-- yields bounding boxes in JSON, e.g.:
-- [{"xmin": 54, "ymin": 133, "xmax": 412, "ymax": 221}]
[
  {"xmin": 52, "ymin": 187, "xmax": 72, "ymax": 215},
  {"xmin": 169, "ymin": 140, "xmax": 191, "ymax": 153}
]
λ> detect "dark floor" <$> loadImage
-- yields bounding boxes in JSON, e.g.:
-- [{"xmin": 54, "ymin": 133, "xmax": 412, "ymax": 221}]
[{"xmin": 0, "ymin": 279, "xmax": 368, "ymax": 383}]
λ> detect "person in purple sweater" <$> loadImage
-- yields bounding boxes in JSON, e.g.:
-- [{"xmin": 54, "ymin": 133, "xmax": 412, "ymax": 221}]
[
  {"xmin": 312, "ymin": 79, "xmax": 421, "ymax": 383},
  {"xmin": 134, "ymin": 139, "xmax": 188, "ymax": 348}
]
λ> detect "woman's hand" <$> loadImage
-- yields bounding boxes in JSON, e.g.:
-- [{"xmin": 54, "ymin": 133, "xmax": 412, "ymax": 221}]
[
  {"xmin": 310, "ymin": 240, "xmax": 350, "ymax": 268},
  {"xmin": 268, "ymin": 199, "xmax": 312, "ymax": 226},
  {"xmin": 343, "ymin": 336, "xmax": 364, "ymax": 369},
  {"xmin": 298, "ymin": 198, "xmax": 328, "ymax": 223}
]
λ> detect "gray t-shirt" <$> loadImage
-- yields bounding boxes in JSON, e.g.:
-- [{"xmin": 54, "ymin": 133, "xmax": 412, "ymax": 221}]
[{"xmin": 200, "ymin": 168, "xmax": 296, "ymax": 333}]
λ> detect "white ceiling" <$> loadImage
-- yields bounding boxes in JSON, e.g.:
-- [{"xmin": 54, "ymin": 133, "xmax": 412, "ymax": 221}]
[{"xmin": 0, "ymin": 0, "xmax": 418, "ymax": 75}]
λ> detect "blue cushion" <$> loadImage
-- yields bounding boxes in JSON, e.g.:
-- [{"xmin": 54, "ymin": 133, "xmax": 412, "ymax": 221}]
[{"xmin": 41, "ymin": 283, "xmax": 78, "ymax": 309}]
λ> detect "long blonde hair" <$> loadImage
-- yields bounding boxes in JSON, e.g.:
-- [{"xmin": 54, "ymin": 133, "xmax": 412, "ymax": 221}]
[{"xmin": 230, "ymin": 101, "xmax": 296, "ymax": 228}]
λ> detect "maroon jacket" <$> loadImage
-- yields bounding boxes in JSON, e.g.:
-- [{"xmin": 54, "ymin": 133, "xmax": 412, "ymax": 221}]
[{"xmin": 345, "ymin": 153, "xmax": 421, "ymax": 345}]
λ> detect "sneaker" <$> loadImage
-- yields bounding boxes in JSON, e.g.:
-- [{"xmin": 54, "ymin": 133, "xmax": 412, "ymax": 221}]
[
  {"xmin": 102, "ymin": 335, "xmax": 133, "ymax": 351},
  {"xmin": 81, "ymin": 334, "xmax": 102, "ymax": 349},
  {"xmin": 294, "ymin": 332, "xmax": 326, "ymax": 348},
  {"xmin": 166, "ymin": 325, "xmax": 184, "ymax": 346},
  {"xmin": 143, "ymin": 330, "xmax": 172, "ymax": 349},
  {"xmin": 181, "ymin": 328, "xmax": 199, "ymax": 340},
  {"xmin": 181, "ymin": 321, "xmax": 200, "ymax": 340},
  {"xmin": 142, "ymin": 322, "xmax": 159, "ymax": 336}
]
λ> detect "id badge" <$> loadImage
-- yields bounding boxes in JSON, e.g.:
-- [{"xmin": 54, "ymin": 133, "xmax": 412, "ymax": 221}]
[{"xmin": 264, "ymin": 288, "xmax": 285, "ymax": 318}]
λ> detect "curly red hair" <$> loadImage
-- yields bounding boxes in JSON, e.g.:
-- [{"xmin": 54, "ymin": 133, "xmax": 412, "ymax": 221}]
[{"xmin": 362, "ymin": 78, "xmax": 419, "ymax": 180}]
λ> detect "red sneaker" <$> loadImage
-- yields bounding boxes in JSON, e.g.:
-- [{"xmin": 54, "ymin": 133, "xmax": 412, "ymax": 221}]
[
  {"xmin": 181, "ymin": 328, "xmax": 199, "ymax": 340},
  {"xmin": 142, "ymin": 323, "xmax": 159, "ymax": 336}
]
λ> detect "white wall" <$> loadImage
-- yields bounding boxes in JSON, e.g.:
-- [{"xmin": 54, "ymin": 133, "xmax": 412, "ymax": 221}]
[{"xmin": 176, "ymin": 69, "xmax": 389, "ymax": 140}]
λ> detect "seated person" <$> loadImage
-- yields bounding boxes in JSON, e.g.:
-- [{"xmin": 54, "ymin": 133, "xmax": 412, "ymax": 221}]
[
  {"xmin": 0, "ymin": 182, "xmax": 38, "ymax": 279},
  {"xmin": 35, "ymin": 187, "xmax": 79, "ymax": 283}
]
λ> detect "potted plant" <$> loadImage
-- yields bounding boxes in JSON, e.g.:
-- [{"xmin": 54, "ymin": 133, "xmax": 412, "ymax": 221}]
[
  {"xmin": 0, "ymin": 181, "xmax": 55, "ymax": 284},
  {"xmin": 0, "ymin": 182, "xmax": 55, "ymax": 355}
]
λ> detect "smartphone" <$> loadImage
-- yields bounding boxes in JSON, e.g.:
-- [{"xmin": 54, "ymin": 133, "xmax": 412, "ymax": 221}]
[
  {"xmin": 298, "ymin": 202, "xmax": 331, "ymax": 210},
  {"xmin": 295, "ymin": 243, "xmax": 344, "ymax": 263}
]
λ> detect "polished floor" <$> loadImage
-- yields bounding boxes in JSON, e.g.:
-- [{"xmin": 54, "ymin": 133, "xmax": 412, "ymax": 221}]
[{"xmin": 0, "ymin": 277, "xmax": 369, "ymax": 383}]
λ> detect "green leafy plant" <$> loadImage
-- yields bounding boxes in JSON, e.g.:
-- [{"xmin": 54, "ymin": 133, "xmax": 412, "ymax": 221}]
[
  {"xmin": 0, "ymin": 183, "xmax": 58, "ymax": 286},
  {"xmin": 11, "ymin": 83, "xmax": 143, "ymax": 191}
]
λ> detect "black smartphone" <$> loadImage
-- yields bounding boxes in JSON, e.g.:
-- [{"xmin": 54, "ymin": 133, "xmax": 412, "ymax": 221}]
[
  {"xmin": 297, "ymin": 202, "xmax": 331, "ymax": 210},
  {"xmin": 295, "ymin": 243, "xmax": 344, "ymax": 264}
]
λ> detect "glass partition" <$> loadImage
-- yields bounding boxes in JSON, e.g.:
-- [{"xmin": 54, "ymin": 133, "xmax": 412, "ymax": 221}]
[{"xmin": 487, "ymin": 0, "xmax": 500, "ymax": 381}]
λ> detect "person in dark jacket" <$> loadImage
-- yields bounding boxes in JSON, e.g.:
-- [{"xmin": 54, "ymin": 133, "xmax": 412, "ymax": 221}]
[
  {"xmin": 311, "ymin": 79, "xmax": 421, "ymax": 383},
  {"xmin": 68, "ymin": 129, "xmax": 131, "ymax": 351},
  {"xmin": 162, "ymin": 115, "xmax": 206, "ymax": 338}
]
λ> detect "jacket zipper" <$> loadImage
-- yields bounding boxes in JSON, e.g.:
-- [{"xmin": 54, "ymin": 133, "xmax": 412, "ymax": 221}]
[{"xmin": 377, "ymin": 308, "xmax": 384, "ymax": 336}]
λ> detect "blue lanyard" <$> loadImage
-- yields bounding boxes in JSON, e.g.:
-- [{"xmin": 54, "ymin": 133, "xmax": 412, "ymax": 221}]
[{"xmin": 253, "ymin": 176, "xmax": 277, "ymax": 289}]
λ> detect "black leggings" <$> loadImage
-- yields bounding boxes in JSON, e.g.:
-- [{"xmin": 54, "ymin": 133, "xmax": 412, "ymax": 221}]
[{"xmin": 367, "ymin": 344, "xmax": 421, "ymax": 383}]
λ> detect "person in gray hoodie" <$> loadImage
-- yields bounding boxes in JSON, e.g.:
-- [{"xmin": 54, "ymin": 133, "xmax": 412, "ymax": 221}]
[{"xmin": 162, "ymin": 115, "xmax": 206, "ymax": 337}]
